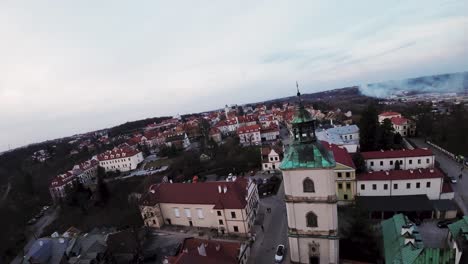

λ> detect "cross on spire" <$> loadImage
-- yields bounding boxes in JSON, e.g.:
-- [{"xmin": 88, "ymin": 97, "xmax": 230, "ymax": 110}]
[{"xmin": 296, "ymin": 81, "xmax": 301, "ymax": 97}]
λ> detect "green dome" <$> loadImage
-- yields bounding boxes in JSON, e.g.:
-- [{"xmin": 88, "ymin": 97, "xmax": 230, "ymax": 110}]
[{"xmin": 291, "ymin": 105, "xmax": 313, "ymax": 124}]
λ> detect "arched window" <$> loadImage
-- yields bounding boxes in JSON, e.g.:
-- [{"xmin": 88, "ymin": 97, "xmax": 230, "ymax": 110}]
[
  {"xmin": 303, "ymin": 178, "xmax": 315, "ymax": 192},
  {"xmin": 306, "ymin": 212, "xmax": 318, "ymax": 227}
]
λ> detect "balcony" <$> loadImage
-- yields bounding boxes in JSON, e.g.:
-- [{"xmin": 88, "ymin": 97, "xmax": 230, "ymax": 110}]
[{"xmin": 284, "ymin": 195, "xmax": 337, "ymax": 204}]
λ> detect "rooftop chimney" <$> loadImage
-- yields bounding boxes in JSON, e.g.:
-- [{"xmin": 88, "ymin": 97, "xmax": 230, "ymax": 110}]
[
  {"xmin": 410, "ymin": 170, "xmax": 413, "ymax": 174},
  {"xmin": 218, "ymin": 186, "xmax": 222, "ymax": 193},
  {"xmin": 223, "ymin": 186, "xmax": 228, "ymax": 193},
  {"xmin": 216, "ymin": 244, "xmax": 221, "ymax": 251},
  {"xmin": 197, "ymin": 243, "xmax": 207, "ymax": 256}
]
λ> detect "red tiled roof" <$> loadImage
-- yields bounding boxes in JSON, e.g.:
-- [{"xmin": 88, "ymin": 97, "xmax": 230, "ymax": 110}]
[
  {"xmin": 50, "ymin": 171, "xmax": 76, "ymax": 187},
  {"xmin": 209, "ymin": 127, "xmax": 220, "ymax": 135},
  {"xmin": 140, "ymin": 179, "xmax": 250, "ymax": 209},
  {"xmin": 167, "ymin": 238, "xmax": 241, "ymax": 264},
  {"xmin": 237, "ymin": 124, "xmax": 260, "ymax": 134},
  {"xmin": 261, "ymin": 146, "xmax": 283, "ymax": 156},
  {"xmin": 379, "ymin": 111, "xmax": 401, "ymax": 117},
  {"xmin": 357, "ymin": 168, "xmax": 443, "ymax": 181},
  {"xmin": 390, "ymin": 116, "xmax": 409, "ymax": 126},
  {"xmin": 361, "ymin": 148, "xmax": 433, "ymax": 160},
  {"xmin": 442, "ymin": 182, "xmax": 454, "ymax": 193},
  {"xmin": 97, "ymin": 147, "xmax": 140, "ymax": 161},
  {"xmin": 321, "ymin": 141, "xmax": 355, "ymax": 169},
  {"xmin": 260, "ymin": 124, "xmax": 280, "ymax": 134}
]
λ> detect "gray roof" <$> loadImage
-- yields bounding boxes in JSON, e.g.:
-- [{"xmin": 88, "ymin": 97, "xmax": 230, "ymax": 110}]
[
  {"xmin": 315, "ymin": 125, "xmax": 359, "ymax": 146},
  {"xmin": 326, "ymin": 125, "xmax": 359, "ymax": 135},
  {"xmin": 24, "ymin": 237, "xmax": 71, "ymax": 264}
]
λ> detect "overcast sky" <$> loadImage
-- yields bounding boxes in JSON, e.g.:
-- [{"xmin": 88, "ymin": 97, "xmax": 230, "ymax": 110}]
[{"xmin": 1, "ymin": 0, "xmax": 467, "ymax": 151}]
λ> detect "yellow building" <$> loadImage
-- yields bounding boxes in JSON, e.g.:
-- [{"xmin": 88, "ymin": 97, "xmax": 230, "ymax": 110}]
[
  {"xmin": 322, "ymin": 141, "xmax": 356, "ymax": 204},
  {"xmin": 139, "ymin": 178, "xmax": 259, "ymax": 236}
]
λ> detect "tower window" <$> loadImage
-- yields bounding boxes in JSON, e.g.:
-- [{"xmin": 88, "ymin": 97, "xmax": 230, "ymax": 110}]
[
  {"xmin": 306, "ymin": 211, "xmax": 318, "ymax": 227},
  {"xmin": 303, "ymin": 178, "xmax": 315, "ymax": 193}
]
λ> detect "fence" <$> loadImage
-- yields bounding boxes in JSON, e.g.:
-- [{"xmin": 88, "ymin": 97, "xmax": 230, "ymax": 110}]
[{"xmin": 426, "ymin": 140, "xmax": 456, "ymax": 160}]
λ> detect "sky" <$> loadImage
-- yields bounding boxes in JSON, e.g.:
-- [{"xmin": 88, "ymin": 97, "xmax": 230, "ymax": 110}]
[{"xmin": 1, "ymin": 0, "xmax": 468, "ymax": 151}]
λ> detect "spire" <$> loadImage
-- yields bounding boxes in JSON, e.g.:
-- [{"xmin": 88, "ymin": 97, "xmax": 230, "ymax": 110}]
[{"xmin": 296, "ymin": 81, "xmax": 301, "ymax": 97}]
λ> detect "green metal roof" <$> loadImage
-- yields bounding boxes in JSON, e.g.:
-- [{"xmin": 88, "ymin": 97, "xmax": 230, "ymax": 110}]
[
  {"xmin": 280, "ymin": 141, "xmax": 335, "ymax": 170},
  {"xmin": 448, "ymin": 216, "xmax": 468, "ymax": 240},
  {"xmin": 382, "ymin": 214, "xmax": 455, "ymax": 264},
  {"xmin": 291, "ymin": 105, "xmax": 313, "ymax": 124}
]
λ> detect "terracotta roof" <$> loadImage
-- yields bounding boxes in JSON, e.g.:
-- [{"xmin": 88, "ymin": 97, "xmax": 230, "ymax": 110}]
[
  {"xmin": 361, "ymin": 148, "xmax": 433, "ymax": 160},
  {"xmin": 357, "ymin": 168, "xmax": 443, "ymax": 181},
  {"xmin": 167, "ymin": 238, "xmax": 241, "ymax": 264},
  {"xmin": 50, "ymin": 171, "xmax": 76, "ymax": 187},
  {"xmin": 140, "ymin": 179, "xmax": 250, "ymax": 209},
  {"xmin": 379, "ymin": 111, "xmax": 401, "ymax": 117},
  {"xmin": 261, "ymin": 146, "xmax": 283, "ymax": 156},
  {"xmin": 209, "ymin": 127, "xmax": 220, "ymax": 135},
  {"xmin": 442, "ymin": 182, "xmax": 454, "ymax": 193},
  {"xmin": 97, "ymin": 147, "xmax": 140, "ymax": 161},
  {"xmin": 321, "ymin": 141, "xmax": 355, "ymax": 169},
  {"xmin": 390, "ymin": 116, "xmax": 409, "ymax": 126},
  {"xmin": 260, "ymin": 124, "xmax": 280, "ymax": 134},
  {"xmin": 237, "ymin": 124, "xmax": 260, "ymax": 134}
]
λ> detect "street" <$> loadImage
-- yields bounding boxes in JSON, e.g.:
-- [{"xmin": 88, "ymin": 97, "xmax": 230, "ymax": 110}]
[
  {"xmin": 411, "ymin": 138, "xmax": 468, "ymax": 214},
  {"xmin": 249, "ymin": 179, "xmax": 290, "ymax": 264}
]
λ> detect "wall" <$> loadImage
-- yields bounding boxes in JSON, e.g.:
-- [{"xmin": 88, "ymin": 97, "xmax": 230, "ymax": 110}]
[
  {"xmin": 365, "ymin": 155, "xmax": 434, "ymax": 171},
  {"xmin": 288, "ymin": 236, "xmax": 339, "ymax": 264},
  {"xmin": 356, "ymin": 177, "xmax": 442, "ymax": 200},
  {"xmin": 335, "ymin": 168, "xmax": 356, "ymax": 202},
  {"xmin": 283, "ymin": 168, "xmax": 336, "ymax": 198}
]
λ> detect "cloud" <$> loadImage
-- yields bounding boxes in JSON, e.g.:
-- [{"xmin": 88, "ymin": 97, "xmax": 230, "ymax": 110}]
[{"xmin": 0, "ymin": 0, "xmax": 467, "ymax": 151}]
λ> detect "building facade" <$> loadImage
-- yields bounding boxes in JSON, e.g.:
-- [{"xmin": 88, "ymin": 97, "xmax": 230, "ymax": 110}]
[
  {"xmin": 139, "ymin": 178, "xmax": 259, "ymax": 236},
  {"xmin": 362, "ymin": 148, "xmax": 434, "ymax": 171},
  {"xmin": 315, "ymin": 125, "xmax": 360, "ymax": 153},
  {"xmin": 280, "ymin": 91, "xmax": 339, "ymax": 264},
  {"xmin": 97, "ymin": 147, "xmax": 144, "ymax": 172},
  {"xmin": 261, "ymin": 146, "xmax": 283, "ymax": 171},
  {"xmin": 237, "ymin": 125, "xmax": 261, "ymax": 146}
]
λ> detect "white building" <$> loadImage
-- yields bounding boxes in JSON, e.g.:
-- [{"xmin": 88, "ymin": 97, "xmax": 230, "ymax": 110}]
[
  {"xmin": 362, "ymin": 148, "xmax": 434, "ymax": 171},
  {"xmin": 280, "ymin": 92, "xmax": 339, "ymax": 264},
  {"xmin": 315, "ymin": 125, "xmax": 360, "ymax": 153},
  {"xmin": 97, "ymin": 147, "xmax": 144, "ymax": 172},
  {"xmin": 378, "ymin": 111, "xmax": 402, "ymax": 123},
  {"xmin": 139, "ymin": 178, "xmax": 259, "ymax": 236},
  {"xmin": 260, "ymin": 124, "xmax": 280, "ymax": 142},
  {"xmin": 261, "ymin": 146, "xmax": 283, "ymax": 171},
  {"xmin": 237, "ymin": 124, "xmax": 261, "ymax": 146},
  {"xmin": 356, "ymin": 168, "xmax": 444, "ymax": 200},
  {"xmin": 378, "ymin": 111, "xmax": 416, "ymax": 137}
]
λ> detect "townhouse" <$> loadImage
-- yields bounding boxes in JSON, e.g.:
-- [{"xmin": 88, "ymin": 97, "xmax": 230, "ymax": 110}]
[
  {"xmin": 260, "ymin": 124, "xmax": 280, "ymax": 142},
  {"xmin": 261, "ymin": 146, "xmax": 283, "ymax": 171},
  {"xmin": 315, "ymin": 125, "xmax": 360, "ymax": 153},
  {"xmin": 97, "ymin": 147, "xmax": 144, "ymax": 172},
  {"xmin": 362, "ymin": 148, "xmax": 435, "ymax": 171},
  {"xmin": 237, "ymin": 124, "xmax": 261, "ymax": 146},
  {"xmin": 139, "ymin": 178, "xmax": 259, "ymax": 236}
]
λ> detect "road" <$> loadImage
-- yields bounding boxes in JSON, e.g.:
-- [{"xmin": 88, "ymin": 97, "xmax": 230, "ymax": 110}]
[
  {"xmin": 11, "ymin": 208, "xmax": 58, "ymax": 264},
  {"xmin": 411, "ymin": 138, "xmax": 468, "ymax": 214},
  {"xmin": 249, "ymin": 179, "xmax": 290, "ymax": 264}
]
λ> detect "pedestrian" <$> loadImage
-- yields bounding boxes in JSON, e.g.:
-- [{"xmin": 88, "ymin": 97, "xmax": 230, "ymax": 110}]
[
  {"xmin": 261, "ymin": 225, "xmax": 264, "ymax": 232},
  {"xmin": 460, "ymin": 173, "xmax": 463, "ymax": 180}
]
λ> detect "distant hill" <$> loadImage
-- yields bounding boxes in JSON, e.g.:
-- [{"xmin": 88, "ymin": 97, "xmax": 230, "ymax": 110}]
[{"xmin": 360, "ymin": 71, "xmax": 468, "ymax": 98}]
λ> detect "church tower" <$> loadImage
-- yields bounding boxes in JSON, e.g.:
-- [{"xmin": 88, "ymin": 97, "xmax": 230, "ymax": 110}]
[{"xmin": 280, "ymin": 86, "xmax": 339, "ymax": 264}]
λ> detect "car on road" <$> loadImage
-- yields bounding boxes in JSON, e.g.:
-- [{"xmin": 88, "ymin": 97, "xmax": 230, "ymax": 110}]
[
  {"xmin": 449, "ymin": 177, "xmax": 457, "ymax": 184},
  {"xmin": 437, "ymin": 219, "xmax": 456, "ymax": 228},
  {"xmin": 275, "ymin": 244, "xmax": 285, "ymax": 262}
]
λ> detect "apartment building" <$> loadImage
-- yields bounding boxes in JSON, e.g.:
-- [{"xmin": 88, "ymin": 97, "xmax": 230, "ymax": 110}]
[
  {"xmin": 261, "ymin": 146, "xmax": 283, "ymax": 171},
  {"xmin": 362, "ymin": 148, "xmax": 434, "ymax": 171},
  {"xmin": 97, "ymin": 147, "xmax": 144, "ymax": 172},
  {"xmin": 139, "ymin": 178, "xmax": 259, "ymax": 236},
  {"xmin": 237, "ymin": 124, "xmax": 261, "ymax": 146}
]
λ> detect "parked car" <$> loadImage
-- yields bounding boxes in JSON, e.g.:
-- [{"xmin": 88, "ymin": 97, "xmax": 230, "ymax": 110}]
[
  {"xmin": 449, "ymin": 177, "xmax": 457, "ymax": 184},
  {"xmin": 275, "ymin": 244, "xmax": 285, "ymax": 262},
  {"xmin": 27, "ymin": 218, "xmax": 37, "ymax": 225},
  {"xmin": 409, "ymin": 217, "xmax": 422, "ymax": 226},
  {"xmin": 437, "ymin": 219, "xmax": 456, "ymax": 228}
]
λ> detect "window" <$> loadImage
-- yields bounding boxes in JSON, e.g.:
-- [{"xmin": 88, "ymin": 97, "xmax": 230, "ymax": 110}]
[
  {"xmin": 338, "ymin": 183, "xmax": 343, "ymax": 189},
  {"xmin": 372, "ymin": 184, "xmax": 377, "ymax": 190},
  {"xmin": 400, "ymin": 160, "xmax": 403, "ymax": 164},
  {"xmin": 384, "ymin": 184, "xmax": 388, "ymax": 190},
  {"xmin": 346, "ymin": 183, "xmax": 351, "ymax": 190},
  {"xmin": 406, "ymin": 183, "xmax": 411, "ymax": 189},
  {"xmin": 380, "ymin": 161, "xmax": 383, "ymax": 166},
  {"xmin": 426, "ymin": 182, "xmax": 431, "ymax": 188},
  {"xmin": 184, "ymin": 208, "xmax": 191, "ymax": 218},
  {"xmin": 173, "ymin": 208, "xmax": 180, "ymax": 218},
  {"xmin": 303, "ymin": 178, "xmax": 315, "ymax": 192},
  {"xmin": 416, "ymin": 182, "xmax": 420, "ymax": 188},
  {"xmin": 231, "ymin": 212, "xmax": 236, "ymax": 218},
  {"xmin": 337, "ymin": 172, "xmax": 342, "ymax": 178},
  {"xmin": 344, "ymin": 194, "xmax": 348, "ymax": 200},
  {"xmin": 370, "ymin": 161, "xmax": 374, "ymax": 166},
  {"xmin": 390, "ymin": 160, "xmax": 393, "ymax": 165},
  {"xmin": 418, "ymin": 159, "xmax": 421, "ymax": 164},
  {"xmin": 306, "ymin": 212, "xmax": 318, "ymax": 227},
  {"xmin": 219, "ymin": 219, "xmax": 223, "ymax": 225},
  {"xmin": 350, "ymin": 135, "xmax": 353, "ymax": 139},
  {"xmin": 394, "ymin": 183, "xmax": 398, "ymax": 189},
  {"xmin": 275, "ymin": 157, "xmax": 278, "ymax": 161},
  {"xmin": 409, "ymin": 159, "xmax": 413, "ymax": 164},
  {"xmin": 346, "ymin": 172, "xmax": 350, "ymax": 178},
  {"xmin": 233, "ymin": 226, "xmax": 239, "ymax": 232},
  {"xmin": 196, "ymin": 208, "xmax": 204, "ymax": 219},
  {"xmin": 426, "ymin": 158, "xmax": 430, "ymax": 164},
  {"xmin": 361, "ymin": 184, "xmax": 365, "ymax": 190},
  {"xmin": 264, "ymin": 164, "xmax": 268, "ymax": 168},
  {"xmin": 217, "ymin": 211, "xmax": 222, "ymax": 216}
]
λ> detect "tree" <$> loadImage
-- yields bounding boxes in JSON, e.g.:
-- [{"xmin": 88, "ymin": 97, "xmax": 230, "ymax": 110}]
[
  {"xmin": 359, "ymin": 104, "xmax": 379, "ymax": 151},
  {"xmin": 237, "ymin": 106, "xmax": 245, "ymax": 116},
  {"xmin": 393, "ymin": 132, "xmax": 403, "ymax": 146},
  {"xmin": 23, "ymin": 171, "xmax": 34, "ymax": 195},
  {"xmin": 377, "ymin": 118, "xmax": 395, "ymax": 150},
  {"xmin": 352, "ymin": 153, "xmax": 366, "ymax": 173},
  {"xmin": 97, "ymin": 175, "xmax": 110, "ymax": 204}
]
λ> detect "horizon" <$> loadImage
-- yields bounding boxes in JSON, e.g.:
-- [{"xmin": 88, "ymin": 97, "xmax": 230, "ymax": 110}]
[{"xmin": 1, "ymin": 0, "xmax": 468, "ymax": 151}]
